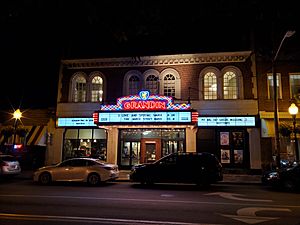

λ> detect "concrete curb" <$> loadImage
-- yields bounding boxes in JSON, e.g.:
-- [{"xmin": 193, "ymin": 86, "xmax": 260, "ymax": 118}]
[{"xmin": 15, "ymin": 170, "xmax": 262, "ymax": 184}]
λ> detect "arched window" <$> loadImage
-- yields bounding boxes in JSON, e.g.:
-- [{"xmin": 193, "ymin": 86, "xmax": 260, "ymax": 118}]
[
  {"xmin": 204, "ymin": 72, "xmax": 217, "ymax": 99},
  {"xmin": 129, "ymin": 75, "xmax": 140, "ymax": 95},
  {"xmin": 199, "ymin": 67, "xmax": 220, "ymax": 100},
  {"xmin": 145, "ymin": 74, "xmax": 159, "ymax": 94},
  {"xmin": 223, "ymin": 71, "xmax": 237, "ymax": 99},
  {"xmin": 163, "ymin": 74, "xmax": 176, "ymax": 97},
  {"xmin": 91, "ymin": 76, "xmax": 103, "ymax": 102},
  {"xmin": 74, "ymin": 75, "xmax": 87, "ymax": 102},
  {"xmin": 160, "ymin": 68, "xmax": 181, "ymax": 99},
  {"xmin": 123, "ymin": 70, "xmax": 142, "ymax": 96}
]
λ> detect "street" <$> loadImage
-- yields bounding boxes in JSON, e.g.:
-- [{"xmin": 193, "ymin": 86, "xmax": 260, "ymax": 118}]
[{"xmin": 0, "ymin": 179, "xmax": 300, "ymax": 225}]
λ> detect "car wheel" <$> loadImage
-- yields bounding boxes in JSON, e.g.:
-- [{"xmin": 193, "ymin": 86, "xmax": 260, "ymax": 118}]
[
  {"xmin": 283, "ymin": 179, "xmax": 296, "ymax": 192},
  {"xmin": 39, "ymin": 172, "xmax": 52, "ymax": 185},
  {"xmin": 87, "ymin": 173, "xmax": 101, "ymax": 186}
]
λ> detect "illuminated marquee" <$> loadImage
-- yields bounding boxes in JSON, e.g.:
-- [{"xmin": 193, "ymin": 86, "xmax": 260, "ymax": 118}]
[
  {"xmin": 100, "ymin": 90, "xmax": 190, "ymax": 111},
  {"xmin": 198, "ymin": 116, "xmax": 256, "ymax": 127},
  {"xmin": 94, "ymin": 91, "xmax": 197, "ymax": 125}
]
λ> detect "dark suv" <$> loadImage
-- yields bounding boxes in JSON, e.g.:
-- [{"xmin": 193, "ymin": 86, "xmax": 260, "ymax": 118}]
[{"xmin": 130, "ymin": 152, "xmax": 223, "ymax": 186}]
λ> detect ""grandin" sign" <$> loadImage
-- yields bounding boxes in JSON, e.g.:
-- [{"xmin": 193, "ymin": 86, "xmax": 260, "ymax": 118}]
[{"xmin": 100, "ymin": 90, "xmax": 190, "ymax": 111}]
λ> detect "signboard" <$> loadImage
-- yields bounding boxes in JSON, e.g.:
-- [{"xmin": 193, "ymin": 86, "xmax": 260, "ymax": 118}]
[
  {"xmin": 57, "ymin": 118, "xmax": 96, "ymax": 127},
  {"xmin": 97, "ymin": 111, "xmax": 192, "ymax": 123},
  {"xmin": 93, "ymin": 91, "xmax": 197, "ymax": 125},
  {"xmin": 100, "ymin": 90, "xmax": 191, "ymax": 111},
  {"xmin": 198, "ymin": 116, "xmax": 256, "ymax": 127}
]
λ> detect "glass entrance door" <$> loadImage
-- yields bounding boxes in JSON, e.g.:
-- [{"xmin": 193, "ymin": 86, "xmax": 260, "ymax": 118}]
[
  {"xmin": 120, "ymin": 141, "xmax": 140, "ymax": 167},
  {"xmin": 145, "ymin": 143, "xmax": 156, "ymax": 163}
]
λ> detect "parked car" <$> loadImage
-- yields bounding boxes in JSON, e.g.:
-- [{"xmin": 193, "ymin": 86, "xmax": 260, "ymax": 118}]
[
  {"xmin": 33, "ymin": 158, "xmax": 119, "ymax": 186},
  {"xmin": 130, "ymin": 152, "xmax": 223, "ymax": 186},
  {"xmin": 0, "ymin": 154, "xmax": 21, "ymax": 177},
  {"xmin": 262, "ymin": 161, "xmax": 300, "ymax": 192}
]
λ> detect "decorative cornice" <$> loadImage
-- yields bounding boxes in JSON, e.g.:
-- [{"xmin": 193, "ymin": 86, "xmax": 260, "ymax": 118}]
[{"xmin": 62, "ymin": 51, "xmax": 252, "ymax": 69}]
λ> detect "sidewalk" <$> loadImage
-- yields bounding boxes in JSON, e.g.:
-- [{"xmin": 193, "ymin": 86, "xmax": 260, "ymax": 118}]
[
  {"xmin": 17, "ymin": 170, "xmax": 262, "ymax": 184},
  {"xmin": 117, "ymin": 170, "xmax": 262, "ymax": 184}
]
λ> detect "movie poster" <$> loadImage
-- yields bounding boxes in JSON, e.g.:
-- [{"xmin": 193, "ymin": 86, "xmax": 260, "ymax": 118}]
[
  {"xmin": 232, "ymin": 131, "xmax": 244, "ymax": 147},
  {"xmin": 234, "ymin": 150, "xmax": 243, "ymax": 164},
  {"xmin": 221, "ymin": 149, "xmax": 230, "ymax": 163},
  {"xmin": 220, "ymin": 132, "xmax": 230, "ymax": 146}
]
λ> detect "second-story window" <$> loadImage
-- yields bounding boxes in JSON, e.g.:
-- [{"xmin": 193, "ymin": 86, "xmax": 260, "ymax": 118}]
[
  {"xmin": 163, "ymin": 74, "xmax": 176, "ymax": 97},
  {"xmin": 91, "ymin": 76, "xmax": 103, "ymax": 102},
  {"xmin": 267, "ymin": 73, "xmax": 282, "ymax": 99},
  {"xmin": 129, "ymin": 75, "xmax": 140, "ymax": 95},
  {"xmin": 290, "ymin": 74, "xmax": 300, "ymax": 100},
  {"xmin": 223, "ymin": 71, "xmax": 237, "ymax": 99},
  {"xmin": 145, "ymin": 74, "xmax": 159, "ymax": 94},
  {"xmin": 74, "ymin": 75, "xmax": 86, "ymax": 102},
  {"xmin": 204, "ymin": 72, "xmax": 217, "ymax": 99}
]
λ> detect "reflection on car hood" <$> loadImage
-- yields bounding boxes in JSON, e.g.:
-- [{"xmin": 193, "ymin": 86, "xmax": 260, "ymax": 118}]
[
  {"xmin": 132, "ymin": 163, "xmax": 152, "ymax": 169},
  {"xmin": 37, "ymin": 165, "xmax": 57, "ymax": 171}
]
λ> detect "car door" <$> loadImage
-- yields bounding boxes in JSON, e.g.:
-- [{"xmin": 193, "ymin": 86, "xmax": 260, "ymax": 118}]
[
  {"xmin": 153, "ymin": 154, "xmax": 177, "ymax": 183},
  {"xmin": 52, "ymin": 160, "xmax": 74, "ymax": 181},
  {"xmin": 67, "ymin": 159, "xmax": 88, "ymax": 181}
]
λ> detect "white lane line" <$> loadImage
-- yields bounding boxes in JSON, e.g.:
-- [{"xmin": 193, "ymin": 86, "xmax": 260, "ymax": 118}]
[
  {"xmin": 0, "ymin": 212, "xmax": 220, "ymax": 225},
  {"xmin": 1, "ymin": 194, "xmax": 300, "ymax": 208}
]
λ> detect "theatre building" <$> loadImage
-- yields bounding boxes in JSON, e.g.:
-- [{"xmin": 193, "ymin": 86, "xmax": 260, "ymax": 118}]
[{"xmin": 52, "ymin": 51, "xmax": 261, "ymax": 171}]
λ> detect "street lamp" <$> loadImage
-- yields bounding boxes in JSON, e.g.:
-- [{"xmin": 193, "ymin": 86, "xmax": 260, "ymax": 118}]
[
  {"xmin": 273, "ymin": 30, "xmax": 296, "ymax": 168},
  {"xmin": 289, "ymin": 103, "xmax": 299, "ymax": 161},
  {"xmin": 12, "ymin": 109, "xmax": 22, "ymax": 147}
]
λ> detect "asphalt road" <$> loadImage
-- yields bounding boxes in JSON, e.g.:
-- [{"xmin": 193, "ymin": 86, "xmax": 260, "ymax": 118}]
[{"xmin": 0, "ymin": 179, "xmax": 300, "ymax": 225}]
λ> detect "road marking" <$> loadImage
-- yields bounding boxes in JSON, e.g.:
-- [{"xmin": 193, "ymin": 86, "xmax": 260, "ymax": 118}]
[
  {"xmin": 220, "ymin": 207, "xmax": 291, "ymax": 224},
  {"xmin": 160, "ymin": 194, "xmax": 174, "ymax": 197},
  {"xmin": 205, "ymin": 192, "xmax": 272, "ymax": 202},
  {"xmin": 1, "ymin": 194, "xmax": 300, "ymax": 208},
  {"xmin": 0, "ymin": 212, "xmax": 220, "ymax": 225}
]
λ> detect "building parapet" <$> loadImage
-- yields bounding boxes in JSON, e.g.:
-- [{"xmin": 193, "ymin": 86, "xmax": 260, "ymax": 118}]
[{"xmin": 62, "ymin": 51, "xmax": 252, "ymax": 69}]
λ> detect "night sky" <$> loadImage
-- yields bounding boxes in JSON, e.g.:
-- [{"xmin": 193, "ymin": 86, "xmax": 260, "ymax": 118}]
[{"xmin": 1, "ymin": 0, "xmax": 300, "ymax": 111}]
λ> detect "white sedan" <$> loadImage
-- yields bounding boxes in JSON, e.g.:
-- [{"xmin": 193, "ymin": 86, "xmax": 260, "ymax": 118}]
[
  {"xmin": 33, "ymin": 158, "xmax": 119, "ymax": 186},
  {"xmin": 0, "ymin": 154, "xmax": 21, "ymax": 176}
]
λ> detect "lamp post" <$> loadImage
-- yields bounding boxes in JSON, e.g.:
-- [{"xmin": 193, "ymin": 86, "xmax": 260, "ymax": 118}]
[
  {"xmin": 273, "ymin": 30, "xmax": 295, "ymax": 168},
  {"xmin": 289, "ymin": 103, "xmax": 299, "ymax": 161},
  {"xmin": 12, "ymin": 109, "xmax": 22, "ymax": 148}
]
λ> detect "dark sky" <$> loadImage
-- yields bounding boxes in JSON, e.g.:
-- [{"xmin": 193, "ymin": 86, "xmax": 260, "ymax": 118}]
[{"xmin": 1, "ymin": 0, "xmax": 300, "ymax": 111}]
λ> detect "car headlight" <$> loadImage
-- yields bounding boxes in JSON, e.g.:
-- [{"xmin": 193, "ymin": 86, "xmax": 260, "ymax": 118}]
[{"xmin": 268, "ymin": 172, "xmax": 279, "ymax": 179}]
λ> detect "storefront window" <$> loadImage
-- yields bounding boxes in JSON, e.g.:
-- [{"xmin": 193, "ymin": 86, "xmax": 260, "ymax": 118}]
[{"xmin": 63, "ymin": 128, "xmax": 107, "ymax": 161}]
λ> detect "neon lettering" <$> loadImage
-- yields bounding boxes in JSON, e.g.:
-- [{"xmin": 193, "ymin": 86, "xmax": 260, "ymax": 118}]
[{"xmin": 123, "ymin": 101, "xmax": 167, "ymax": 110}]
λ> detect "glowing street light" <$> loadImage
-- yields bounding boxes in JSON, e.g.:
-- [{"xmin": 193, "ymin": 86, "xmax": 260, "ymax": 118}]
[
  {"xmin": 273, "ymin": 30, "xmax": 295, "ymax": 168},
  {"xmin": 12, "ymin": 109, "xmax": 22, "ymax": 147},
  {"xmin": 289, "ymin": 103, "xmax": 299, "ymax": 161}
]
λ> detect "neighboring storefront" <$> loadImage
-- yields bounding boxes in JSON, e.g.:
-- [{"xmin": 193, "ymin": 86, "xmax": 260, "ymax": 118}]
[
  {"xmin": 197, "ymin": 116, "xmax": 259, "ymax": 170},
  {"xmin": 56, "ymin": 118, "xmax": 107, "ymax": 161},
  {"xmin": 93, "ymin": 90, "xmax": 198, "ymax": 169}
]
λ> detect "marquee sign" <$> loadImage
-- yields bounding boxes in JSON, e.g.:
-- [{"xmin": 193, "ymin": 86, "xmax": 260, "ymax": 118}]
[
  {"xmin": 100, "ymin": 90, "xmax": 190, "ymax": 111},
  {"xmin": 57, "ymin": 118, "xmax": 96, "ymax": 127},
  {"xmin": 198, "ymin": 116, "xmax": 256, "ymax": 127},
  {"xmin": 94, "ymin": 91, "xmax": 197, "ymax": 125}
]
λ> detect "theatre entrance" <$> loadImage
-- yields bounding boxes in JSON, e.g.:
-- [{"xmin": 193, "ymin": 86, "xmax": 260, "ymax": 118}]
[
  {"xmin": 141, "ymin": 138, "xmax": 161, "ymax": 163},
  {"xmin": 118, "ymin": 128, "xmax": 185, "ymax": 169}
]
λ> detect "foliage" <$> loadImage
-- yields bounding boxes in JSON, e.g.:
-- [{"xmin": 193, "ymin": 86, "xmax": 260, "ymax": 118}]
[
  {"xmin": 0, "ymin": 126, "xmax": 28, "ymax": 138},
  {"xmin": 16, "ymin": 127, "xmax": 28, "ymax": 137},
  {"xmin": 279, "ymin": 122, "xmax": 292, "ymax": 137},
  {"xmin": 0, "ymin": 126, "xmax": 14, "ymax": 138}
]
